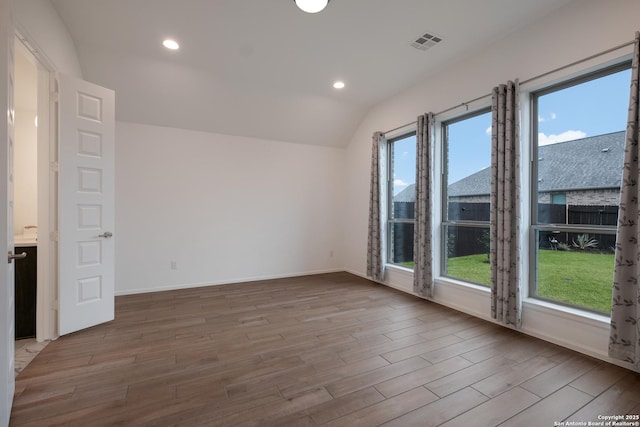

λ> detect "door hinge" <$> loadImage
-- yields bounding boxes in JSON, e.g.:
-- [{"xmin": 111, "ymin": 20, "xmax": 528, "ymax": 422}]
[
  {"xmin": 51, "ymin": 299, "xmax": 59, "ymax": 311},
  {"xmin": 50, "ymin": 231, "xmax": 59, "ymax": 242},
  {"xmin": 50, "ymin": 161, "xmax": 59, "ymax": 172}
]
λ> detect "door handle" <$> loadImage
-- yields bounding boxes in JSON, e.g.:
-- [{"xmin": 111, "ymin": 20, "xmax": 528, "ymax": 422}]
[
  {"xmin": 98, "ymin": 231, "xmax": 113, "ymax": 238},
  {"xmin": 7, "ymin": 251, "xmax": 27, "ymax": 264}
]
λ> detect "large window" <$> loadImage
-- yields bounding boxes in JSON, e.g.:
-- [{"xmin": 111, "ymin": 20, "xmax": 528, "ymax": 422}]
[
  {"xmin": 531, "ymin": 63, "xmax": 631, "ymax": 313},
  {"xmin": 442, "ymin": 110, "xmax": 492, "ymax": 286},
  {"xmin": 377, "ymin": 52, "xmax": 634, "ymax": 322},
  {"xmin": 387, "ymin": 132, "xmax": 416, "ymax": 267}
]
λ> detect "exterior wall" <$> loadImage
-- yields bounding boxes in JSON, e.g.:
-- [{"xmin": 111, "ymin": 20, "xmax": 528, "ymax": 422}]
[
  {"xmin": 566, "ymin": 189, "xmax": 620, "ymax": 206},
  {"xmin": 450, "ymin": 195, "xmax": 490, "ymax": 203},
  {"xmin": 451, "ymin": 189, "xmax": 621, "ymax": 206},
  {"xmin": 538, "ymin": 189, "xmax": 620, "ymax": 205}
]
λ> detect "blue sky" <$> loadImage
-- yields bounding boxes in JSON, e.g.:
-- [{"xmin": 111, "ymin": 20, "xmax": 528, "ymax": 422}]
[{"xmin": 392, "ymin": 67, "xmax": 631, "ymax": 196}]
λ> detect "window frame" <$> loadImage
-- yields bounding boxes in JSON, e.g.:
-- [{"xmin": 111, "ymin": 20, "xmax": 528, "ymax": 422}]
[
  {"xmin": 528, "ymin": 61, "xmax": 632, "ymax": 314},
  {"xmin": 440, "ymin": 107, "xmax": 492, "ymax": 286},
  {"xmin": 386, "ymin": 130, "xmax": 417, "ymax": 268}
]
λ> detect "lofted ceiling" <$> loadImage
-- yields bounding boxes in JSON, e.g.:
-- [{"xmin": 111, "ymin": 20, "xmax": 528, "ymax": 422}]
[{"xmin": 50, "ymin": 0, "xmax": 572, "ymax": 147}]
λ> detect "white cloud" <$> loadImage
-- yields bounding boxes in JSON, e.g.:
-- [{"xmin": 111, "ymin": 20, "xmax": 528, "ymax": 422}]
[
  {"xmin": 538, "ymin": 113, "xmax": 557, "ymax": 122},
  {"xmin": 485, "ymin": 126, "xmax": 492, "ymax": 136},
  {"xmin": 394, "ymin": 179, "xmax": 409, "ymax": 188},
  {"xmin": 538, "ymin": 130, "xmax": 587, "ymax": 146}
]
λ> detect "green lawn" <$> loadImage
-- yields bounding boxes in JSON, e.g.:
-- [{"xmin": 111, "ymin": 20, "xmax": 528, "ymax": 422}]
[
  {"xmin": 536, "ymin": 250, "xmax": 614, "ymax": 313},
  {"xmin": 401, "ymin": 250, "xmax": 615, "ymax": 313},
  {"xmin": 447, "ymin": 254, "xmax": 491, "ymax": 287}
]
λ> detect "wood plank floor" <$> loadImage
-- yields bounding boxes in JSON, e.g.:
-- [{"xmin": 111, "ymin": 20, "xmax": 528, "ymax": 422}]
[{"xmin": 10, "ymin": 272, "xmax": 640, "ymax": 426}]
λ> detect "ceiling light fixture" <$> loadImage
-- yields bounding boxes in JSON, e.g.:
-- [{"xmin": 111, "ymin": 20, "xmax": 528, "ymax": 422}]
[
  {"xmin": 162, "ymin": 39, "xmax": 180, "ymax": 50},
  {"xmin": 294, "ymin": 0, "xmax": 330, "ymax": 14},
  {"xmin": 333, "ymin": 81, "xmax": 345, "ymax": 89}
]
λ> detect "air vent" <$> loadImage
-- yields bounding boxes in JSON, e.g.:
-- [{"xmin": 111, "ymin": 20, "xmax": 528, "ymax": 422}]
[{"xmin": 410, "ymin": 31, "xmax": 443, "ymax": 51}]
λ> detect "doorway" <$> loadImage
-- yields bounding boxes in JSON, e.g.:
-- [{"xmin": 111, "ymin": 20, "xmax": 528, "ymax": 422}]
[
  {"xmin": 13, "ymin": 34, "xmax": 56, "ymax": 372},
  {"xmin": 14, "ymin": 38, "xmax": 38, "ymax": 342}
]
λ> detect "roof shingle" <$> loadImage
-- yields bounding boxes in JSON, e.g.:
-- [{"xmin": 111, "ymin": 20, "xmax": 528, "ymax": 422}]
[
  {"xmin": 448, "ymin": 131, "xmax": 625, "ymax": 197},
  {"xmin": 394, "ymin": 131, "xmax": 625, "ymax": 201}
]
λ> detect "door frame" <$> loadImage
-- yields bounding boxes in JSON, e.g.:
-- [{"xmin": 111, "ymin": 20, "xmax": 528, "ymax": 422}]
[
  {"xmin": 1, "ymin": 12, "xmax": 58, "ymax": 424},
  {"xmin": 14, "ymin": 28, "xmax": 58, "ymax": 342}
]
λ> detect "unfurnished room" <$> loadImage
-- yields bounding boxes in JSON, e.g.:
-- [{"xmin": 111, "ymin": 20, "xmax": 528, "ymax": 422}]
[{"xmin": 1, "ymin": 0, "xmax": 640, "ymax": 426}]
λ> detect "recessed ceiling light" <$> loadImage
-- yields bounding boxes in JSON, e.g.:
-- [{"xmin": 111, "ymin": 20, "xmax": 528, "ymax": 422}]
[
  {"xmin": 295, "ymin": 0, "xmax": 329, "ymax": 14},
  {"xmin": 162, "ymin": 39, "xmax": 179, "ymax": 50},
  {"xmin": 333, "ymin": 81, "xmax": 345, "ymax": 89}
]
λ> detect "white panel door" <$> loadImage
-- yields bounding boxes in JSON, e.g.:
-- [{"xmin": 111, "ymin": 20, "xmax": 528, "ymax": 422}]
[
  {"xmin": 58, "ymin": 74, "xmax": 115, "ymax": 336},
  {"xmin": 0, "ymin": 1, "xmax": 15, "ymax": 424}
]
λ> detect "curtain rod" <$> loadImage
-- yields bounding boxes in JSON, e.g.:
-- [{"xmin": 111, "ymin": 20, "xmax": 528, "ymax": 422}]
[{"xmin": 383, "ymin": 38, "xmax": 635, "ymax": 136}]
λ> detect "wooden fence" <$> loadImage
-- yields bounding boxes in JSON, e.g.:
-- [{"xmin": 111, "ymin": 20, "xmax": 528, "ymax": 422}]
[{"xmin": 392, "ymin": 202, "xmax": 620, "ymax": 263}]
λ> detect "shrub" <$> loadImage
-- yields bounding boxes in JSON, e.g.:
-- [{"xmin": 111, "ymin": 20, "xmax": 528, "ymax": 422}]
[
  {"xmin": 572, "ymin": 234, "xmax": 598, "ymax": 250},
  {"xmin": 478, "ymin": 230, "xmax": 490, "ymax": 261}
]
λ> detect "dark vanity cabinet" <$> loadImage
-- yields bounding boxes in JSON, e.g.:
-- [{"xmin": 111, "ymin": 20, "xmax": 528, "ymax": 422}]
[{"xmin": 15, "ymin": 245, "xmax": 37, "ymax": 339}]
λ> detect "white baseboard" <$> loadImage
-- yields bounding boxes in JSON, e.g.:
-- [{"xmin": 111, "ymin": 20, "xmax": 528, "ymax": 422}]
[{"xmin": 115, "ymin": 268, "xmax": 345, "ymax": 296}]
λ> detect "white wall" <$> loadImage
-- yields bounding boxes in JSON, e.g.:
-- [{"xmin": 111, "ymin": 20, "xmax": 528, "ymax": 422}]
[
  {"xmin": 13, "ymin": 109, "xmax": 37, "ymax": 235},
  {"xmin": 115, "ymin": 122, "xmax": 345, "ymax": 294},
  {"xmin": 13, "ymin": 44, "xmax": 38, "ymax": 237},
  {"xmin": 343, "ymin": 0, "xmax": 640, "ymax": 369},
  {"xmin": 12, "ymin": 0, "xmax": 82, "ymax": 77}
]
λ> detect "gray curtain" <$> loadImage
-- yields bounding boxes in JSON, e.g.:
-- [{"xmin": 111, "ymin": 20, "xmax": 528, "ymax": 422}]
[
  {"xmin": 609, "ymin": 32, "xmax": 640, "ymax": 371},
  {"xmin": 413, "ymin": 113, "xmax": 434, "ymax": 298},
  {"xmin": 490, "ymin": 81, "xmax": 522, "ymax": 327},
  {"xmin": 367, "ymin": 131, "xmax": 386, "ymax": 282}
]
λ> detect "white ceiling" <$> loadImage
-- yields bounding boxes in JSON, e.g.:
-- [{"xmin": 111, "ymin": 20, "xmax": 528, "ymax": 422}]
[{"xmin": 50, "ymin": 0, "xmax": 572, "ymax": 147}]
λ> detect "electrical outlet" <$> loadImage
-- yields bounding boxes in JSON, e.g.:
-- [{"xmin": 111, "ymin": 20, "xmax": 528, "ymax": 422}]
[{"xmin": 170, "ymin": 260, "xmax": 177, "ymax": 270}]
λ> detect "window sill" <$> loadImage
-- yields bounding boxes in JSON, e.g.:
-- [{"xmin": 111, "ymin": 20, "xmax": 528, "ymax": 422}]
[
  {"xmin": 385, "ymin": 264, "xmax": 413, "ymax": 274},
  {"xmin": 435, "ymin": 276, "xmax": 491, "ymax": 294},
  {"xmin": 522, "ymin": 297, "xmax": 611, "ymax": 325}
]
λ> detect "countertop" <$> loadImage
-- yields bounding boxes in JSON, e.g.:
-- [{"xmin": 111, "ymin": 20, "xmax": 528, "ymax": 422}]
[{"xmin": 14, "ymin": 236, "xmax": 37, "ymax": 247}]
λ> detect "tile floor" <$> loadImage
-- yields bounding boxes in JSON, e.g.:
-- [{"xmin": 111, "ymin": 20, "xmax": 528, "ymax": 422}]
[
  {"xmin": 14, "ymin": 339, "xmax": 48, "ymax": 377},
  {"xmin": 10, "ymin": 274, "xmax": 640, "ymax": 426}
]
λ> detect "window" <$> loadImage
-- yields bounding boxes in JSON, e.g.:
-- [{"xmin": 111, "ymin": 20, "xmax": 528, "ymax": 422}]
[
  {"xmin": 442, "ymin": 110, "xmax": 492, "ymax": 286},
  {"xmin": 531, "ymin": 63, "xmax": 631, "ymax": 313},
  {"xmin": 387, "ymin": 132, "xmax": 416, "ymax": 267}
]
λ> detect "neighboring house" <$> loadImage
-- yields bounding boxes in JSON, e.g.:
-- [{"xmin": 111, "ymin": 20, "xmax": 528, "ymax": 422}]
[
  {"xmin": 447, "ymin": 131, "xmax": 625, "ymax": 206},
  {"xmin": 395, "ymin": 131, "xmax": 625, "ymax": 210},
  {"xmin": 393, "ymin": 131, "xmax": 625, "ymax": 257},
  {"xmin": 393, "ymin": 184, "xmax": 416, "ymax": 219}
]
